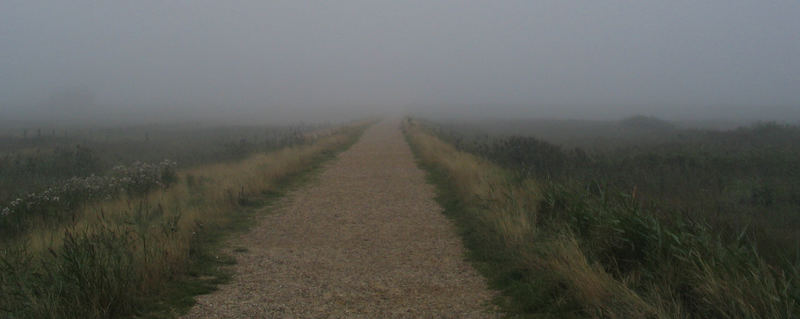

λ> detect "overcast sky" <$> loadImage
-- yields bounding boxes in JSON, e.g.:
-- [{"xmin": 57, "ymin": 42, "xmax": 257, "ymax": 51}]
[{"xmin": 1, "ymin": 1, "xmax": 799, "ymax": 123}]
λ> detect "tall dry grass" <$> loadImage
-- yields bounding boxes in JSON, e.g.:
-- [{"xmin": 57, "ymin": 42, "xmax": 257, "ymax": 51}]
[
  {"xmin": 404, "ymin": 119, "xmax": 653, "ymax": 317},
  {"xmin": 403, "ymin": 119, "xmax": 538, "ymax": 247},
  {"xmin": 403, "ymin": 118, "xmax": 796, "ymax": 318},
  {"xmin": 0, "ymin": 123, "xmax": 367, "ymax": 318}
]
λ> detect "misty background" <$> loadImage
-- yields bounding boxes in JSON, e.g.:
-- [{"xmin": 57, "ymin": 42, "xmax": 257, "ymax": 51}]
[{"xmin": 1, "ymin": 1, "xmax": 799, "ymax": 125}]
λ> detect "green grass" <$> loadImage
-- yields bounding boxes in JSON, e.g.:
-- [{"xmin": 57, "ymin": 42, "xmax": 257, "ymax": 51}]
[
  {"xmin": 0, "ymin": 123, "xmax": 367, "ymax": 319},
  {"xmin": 405, "ymin": 118, "xmax": 798, "ymax": 318}
]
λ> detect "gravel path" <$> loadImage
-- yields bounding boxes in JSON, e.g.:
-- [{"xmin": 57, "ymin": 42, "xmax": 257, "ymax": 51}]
[{"xmin": 182, "ymin": 120, "xmax": 496, "ymax": 318}]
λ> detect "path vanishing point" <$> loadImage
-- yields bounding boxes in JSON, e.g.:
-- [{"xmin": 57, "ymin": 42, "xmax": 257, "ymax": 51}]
[{"xmin": 183, "ymin": 120, "xmax": 496, "ymax": 318}]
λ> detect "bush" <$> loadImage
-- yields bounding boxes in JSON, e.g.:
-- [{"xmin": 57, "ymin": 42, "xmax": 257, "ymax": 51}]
[{"xmin": 0, "ymin": 160, "xmax": 178, "ymax": 237}]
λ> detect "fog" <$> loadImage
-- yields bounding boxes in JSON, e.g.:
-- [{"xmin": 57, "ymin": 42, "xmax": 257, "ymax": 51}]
[{"xmin": 2, "ymin": 1, "xmax": 799, "ymax": 124}]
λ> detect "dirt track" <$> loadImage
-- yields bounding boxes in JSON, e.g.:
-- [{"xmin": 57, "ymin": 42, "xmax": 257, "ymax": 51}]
[{"xmin": 182, "ymin": 120, "xmax": 495, "ymax": 318}]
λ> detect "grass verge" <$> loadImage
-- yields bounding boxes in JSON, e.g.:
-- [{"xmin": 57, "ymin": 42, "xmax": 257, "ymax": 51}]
[
  {"xmin": 0, "ymin": 123, "xmax": 368, "ymax": 319},
  {"xmin": 403, "ymin": 118, "xmax": 797, "ymax": 318}
]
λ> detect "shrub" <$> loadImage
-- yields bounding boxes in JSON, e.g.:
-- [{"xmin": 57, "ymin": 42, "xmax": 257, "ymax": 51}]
[{"xmin": 0, "ymin": 159, "xmax": 178, "ymax": 237}]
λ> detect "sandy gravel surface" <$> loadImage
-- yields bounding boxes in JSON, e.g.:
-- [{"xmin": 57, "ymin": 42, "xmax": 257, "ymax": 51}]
[{"xmin": 182, "ymin": 120, "xmax": 496, "ymax": 318}]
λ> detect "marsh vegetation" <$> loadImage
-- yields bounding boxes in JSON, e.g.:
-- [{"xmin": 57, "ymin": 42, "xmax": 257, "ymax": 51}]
[
  {"xmin": 0, "ymin": 122, "xmax": 366, "ymax": 318},
  {"xmin": 405, "ymin": 117, "xmax": 799, "ymax": 318}
]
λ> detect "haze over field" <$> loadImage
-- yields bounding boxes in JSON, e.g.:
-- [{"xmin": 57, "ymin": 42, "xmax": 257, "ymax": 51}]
[{"xmin": 2, "ymin": 1, "xmax": 799, "ymax": 123}]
